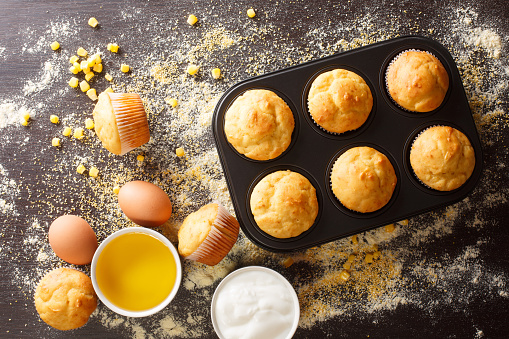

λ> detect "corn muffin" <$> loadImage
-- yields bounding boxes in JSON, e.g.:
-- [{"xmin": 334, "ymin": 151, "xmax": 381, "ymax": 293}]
[
  {"xmin": 386, "ymin": 50, "xmax": 449, "ymax": 112},
  {"xmin": 178, "ymin": 203, "xmax": 239, "ymax": 266},
  {"xmin": 308, "ymin": 68, "xmax": 373, "ymax": 134},
  {"xmin": 224, "ymin": 89, "xmax": 295, "ymax": 160},
  {"xmin": 331, "ymin": 147, "xmax": 397, "ymax": 213},
  {"xmin": 93, "ymin": 92, "xmax": 150, "ymax": 155},
  {"xmin": 250, "ymin": 170, "xmax": 319, "ymax": 238},
  {"xmin": 34, "ymin": 268, "xmax": 97, "ymax": 331},
  {"xmin": 410, "ymin": 126, "xmax": 475, "ymax": 191}
]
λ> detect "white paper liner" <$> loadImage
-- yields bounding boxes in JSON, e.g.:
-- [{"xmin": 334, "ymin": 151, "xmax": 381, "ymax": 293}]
[
  {"xmin": 384, "ymin": 49, "xmax": 439, "ymax": 113},
  {"xmin": 184, "ymin": 203, "xmax": 239, "ymax": 266},
  {"xmin": 108, "ymin": 93, "xmax": 150, "ymax": 155}
]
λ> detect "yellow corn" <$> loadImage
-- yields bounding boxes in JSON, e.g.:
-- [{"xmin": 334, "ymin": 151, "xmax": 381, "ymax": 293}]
[
  {"xmin": 92, "ymin": 63, "xmax": 102, "ymax": 73},
  {"xmin": 113, "ymin": 185, "xmax": 120, "ymax": 194},
  {"xmin": 105, "ymin": 73, "xmax": 113, "ymax": 81},
  {"xmin": 86, "ymin": 88, "xmax": 98, "ymax": 101},
  {"xmin": 343, "ymin": 261, "xmax": 351, "ymax": 270},
  {"xmin": 107, "ymin": 43, "xmax": 119, "ymax": 53},
  {"xmin": 50, "ymin": 115, "xmax": 59, "ymax": 124},
  {"xmin": 68, "ymin": 77, "xmax": 79, "ymax": 88},
  {"xmin": 85, "ymin": 72, "xmax": 94, "ymax": 82},
  {"xmin": 62, "ymin": 127, "xmax": 72, "ymax": 137},
  {"xmin": 69, "ymin": 65, "xmax": 80, "ymax": 74},
  {"xmin": 76, "ymin": 164, "xmax": 86, "ymax": 174},
  {"xmin": 73, "ymin": 128, "xmax": 84, "ymax": 139},
  {"xmin": 89, "ymin": 166, "xmax": 99, "ymax": 177},
  {"xmin": 77, "ymin": 47, "xmax": 88, "ymax": 57},
  {"xmin": 50, "ymin": 41, "xmax": 60, "ymax": 51},
  {"xmin": 85, "ymin": 118, "xmax": 95, "ymax": 129},
  {"xmin": 69, "ymin": 55, "xmax": 79, "ymax": 64},
  {"xmin": 385, "ymin": 224, "xmax": 395, "ymax": 232},
  {"xmin": 79, "ymin": 80, "xmax": 90, "ymax": 92},
  {"xmin": 51, "ymin": 137, "xmax": 61, "ymax": 147},
  {"xmin": 137, "ymin": 154, "xmax": 145, "ymax": 162},
  {"xmin": 247, "ymin": 8, "xmax": 256, "ymax": 18},
  {"xmin": 21, "ymin": 119, "xmax": 28, "ymax": 126},
  {"xmin": 339, "ymin": 270, "xmax": 350, "ymax": 281},
  {"xmin": 88, "ymin": 17, "xmax": 99, "ymax": 27},
  {"xmin": 282, "ymin": 257, "xmax": 294, "ymax": 268},
  {"xmin": 104, "ymin": 87, "xmax": 114, "ymax": 93},
  {"xmin": 176, "ymin": 147, "xmax": 185, "ymax": 157},
  {"xmin": 120, "ymin": 64, "xmax": 130, "ymax": 73},
  {"xmin": 187, "ymin": 14, "xmax": 198, "ymax": 25},
  {"xmin": 373, "ymin": 251, "xmax": 381, "ymax": 259},
  {"xmin": 211, "ymin": 68, "xmax": 221, "ymax": 79},
  {"xmin": 351, "ymin": 234, "xmax": 358, "ymax": 244},
  {"xmin": 399, "ymin": 219, "xmax": 409, "ymax": 226},
  {"xmin": 365, "ymin": 253, "xmax": 374, "ymax": 264},
  {"xmin": 167, "ymin": 98, "xmax": 178, "ymax": 107},
  {"xmin": 22, "ymin": 111, "xmax": 30, "ymax": 122},
  {"xmin": 187, "ymin": 64, "xmax": 199, "ymax": 75},
  {"xmin": 347, "ymin": 254, "xmax": 356, "ymax": 262}
]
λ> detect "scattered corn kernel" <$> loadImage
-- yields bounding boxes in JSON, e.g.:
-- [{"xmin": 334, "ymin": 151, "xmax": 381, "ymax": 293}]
[
  {"xmin": 120, "ymin": 64, "xmax": 130, "ymax": 73},
  {"xmin": 92, "ymin": 63, "xmax": 103, "ymax": 73},
  {"xmin": 79, "ymin": 80, "xmax": 90, "ymax": 92},
  {"xmin": 86, "ymin": 88, "xmax": 98, "ymax": 101},
  {"xmin": 247, "ymin": 8, "xmax": 256, "ymax": 18},
  {"xmin": 87, "ymin": 57, "xmax": 96, "ymax": 68},
  {"xmin": 347, "ymin": 254, "xmax": 356, "ymax": 263},
  {"xmin": 85, "ymin": 72, "xmax": 94, "ymax": 82},
  {"xmin": 137, "ymin": 154, "xmax": 145, "ymax": 162},
  {"xmin": 372, "ymin": 244, "xmax": 378, "ymax": 252},
  {"xmin": 373, "ymin": 251, "xmax": 381, "ymax": 259},
  {"xmin": 50, "ymin": 41, "xmax": 60, "ymax": 51},
  {"xmin": 187, "ymin": 14, "xmax": 198, "ymax": 25},
  {"xmin": 187, "ymin": 64, "xmax": 199, "ymax": 75},
  {"xmin": 339, "ymin": 270, "xmax": 350, "ymax": 281},
  {"xmin": 107, "ymin": 43, "xmax": 119, "ymax": 53},
  {"xmin": 80, "ymin": 60, "xmax": 89, "ymax": 70},
  {"xmin": 93, "ymin": 53, "xmax": 102, "ymax": 64},
  {"xmin": 76, "ymin": 164, "xmax": 86, "ymax": 174},
  {"xmin": 211, "ymin": 68, "xmax": 221, "ymax": 79},
  {"xmin": 21, "ymin": 119, "xmax": 28, "ymax": 126},
  {"xmin": 77, "ymin": 47, "xmax": 88, "ymax": 57},
  {"xmin": 104, "ymin": 87, "xmax": 114, "ymax": 93},
  {"xmin": 399, "ymin": 219, "xmax": 409, "ymax": 226},
  {"xmin": 113, "ymin": 185, "xmax": 120, "ymax": 194},
  {"xmin": 384, "ymin": 223, "xmax": 395, "ymax": 233},
  {"xmin": 351, "ymin": 234, "xmax": 358, "ymax": 244},
  {"xmin": 365, "ymin": 253, "xmax": 374, "ymax": 264},
  {"xmin": 85, "ymin": 118, "xmax": 95, "ymax": 129},
  {"xmin": 68, "ymin": 77, "xmax": 79, "ymax": 88},
  {"xmin": 89, "ymin": 166, "xmax": 99, "ymax": 177},
  {"xmin": 62, "ymin": 127, "xmax": 72, "ymax": 137},
  {"xmin": 282, "ymin": 257, "xmax": 294, "ymax": 268},
  {"xmin": 343, "ymin": 261, "xmax": 352, "ymax": 270},
  {"xmin": 22, "ymin": 111, "xmax": 30, "ymax": 122},
  {"xmin": 69, "ymin": 65, "xmax": 80, "ymax": 74},
  {"xmin": 88, "ymin": 17, "xmax": 99, "ymax": 27},
  {"xmin": 176, "ymin": 147, "xmax": 185, "ymax": 157},
  {"xmin": 167, "ymin": 98, "xmax": 178, "ymax": 107},
  {"xmin": 105, "ymin": 73, "xmax": 113, "ymax": 81},
  {"xmin": 73, "ymin": 128, "xmax": 84, "ymax": 139},
  {"xmin": 50, "ymin": 115, "xmax": 59, "ymax": 124},
  {"xmin": 69, "ymin": 55, "xmax": 79, "ymax": 64},
  {"xmin": 51, "ymin": 137, "xmax": 61, "ymax": 147}
]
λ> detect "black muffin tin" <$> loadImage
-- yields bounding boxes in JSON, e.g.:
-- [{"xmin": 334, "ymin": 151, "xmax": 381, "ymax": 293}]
[{"xmin": 212, "ymin": 35, "xmax": 483, "ymax": 252}]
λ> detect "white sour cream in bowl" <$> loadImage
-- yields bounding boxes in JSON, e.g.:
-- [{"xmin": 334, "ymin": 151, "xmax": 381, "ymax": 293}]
[{"xmin": 211, "ymin": 266, "xmax": 300, "ymax": 339}]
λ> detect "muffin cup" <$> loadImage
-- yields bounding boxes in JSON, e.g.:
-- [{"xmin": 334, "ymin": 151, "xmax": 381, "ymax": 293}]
[
  {"xmin": 384, "ymin": 49, "xmax": 438, "ymax": 113},
  {"xmin": 184, "ymin": 203, "xmax": 240, "ymax": 266},
  {"xmin": 409, "ymin": 124, "xmax": 441, "ymax": 190},
  {"xmin": 108, "ymin": 93, "xmax": 151, "ymax": 155}
]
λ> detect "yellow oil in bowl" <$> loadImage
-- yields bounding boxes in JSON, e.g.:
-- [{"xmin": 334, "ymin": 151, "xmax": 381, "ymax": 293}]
[{"xmin": 95, "ymin": 232, "xmax": 177, "ymax": 311}]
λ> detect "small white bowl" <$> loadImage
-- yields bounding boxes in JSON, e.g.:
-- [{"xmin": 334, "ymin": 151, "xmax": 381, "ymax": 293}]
[
  {"xmin": 211, "ymin": 266, "xmax": 300, "ymax": 339},
  {"xmin": 91, "ymin": 227, "xmax": 182, "ymax": 317}
]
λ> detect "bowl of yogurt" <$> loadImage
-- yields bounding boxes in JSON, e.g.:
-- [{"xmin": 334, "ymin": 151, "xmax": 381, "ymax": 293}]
[{"xmin": 211, "ymin": 266, "xmax": 300, "ymax": 339}]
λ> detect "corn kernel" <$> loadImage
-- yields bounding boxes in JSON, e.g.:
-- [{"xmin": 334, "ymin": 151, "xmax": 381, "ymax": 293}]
[
  {"xmin": 105, "ymin": 73, "xmax": 113, "ymax": 81},
  {"xmin": 62, "ymin": 127, "xmax": 72, "ymax": 137},
  {"xmin": 113, "ymin": 185, "xmax": 120, "ymax": 194},
  {"xmin": 94, "ymin": 53, "xmax": 102, "ymax": 64},
  {"xmin": 187, "ymin": 64, "xmax": 199, "ymax": 75},
  {"xmin": 69, "ymin": 65, "xmax": 80, "ymax": 74},
  {"xmin": 399, "ymin": 219, "xmax": 409, "ymax": 226},
  {"xmin": 365, "ymin": 253, "xmax": 374, "ymax": 264},
  {"xmin": 343, "ymin": 261, "xmax": 351, "ymax": 270},
  {"xmin": 384, "ymin": 224, "xmax": 395, "ymax": 233},
  {"xmin": 84, "ymin": 72, "xmax": 94, "ymax": 82},
  {"xmin": 68, "ymin": 77, "xmax": 79, "ymax": 88},
  {"xmin": 247, "ymin": 8, "xmax": 256, "ymax": 18},
  {"xmin": 104, "ymin": 87, "xmax": 114, "ymax": 93},
  {"xmin": 69, "ymin": 55, "xmax": 79, "ymax": 64},
  {"xmin": 282, "ymin": 257, "xmax": 294, "ymax": 268},
  {"xmin": 77, "ymin": 47, "xmax": 88, "ymax": 57},
  {"xmin": 373, "ymin": 251, "xmax": 381, "ymax": 259},
  {"xmin": 347, "ymin": 254, "xmax": 356, "ymax": 262},
  {"xmin": 187, "ymin": 14, "xmax": 198, "ymax": 25},
  {"xmin": 50, "ymin": 115, "xmax": 59, "ymax": 124},
  {"xmin": 137, "ymin": 154, "xmax": 145, "ymax": 162},
  {"xmin": 176, "ymin": 147, "xmax": 185, "ymax": 157},
  {"xmin": 107, "ymin": 43, "xmax": 119, "ymax": 53},
  {"xmin": 372, "ymin": 244, "xmax": 378, "ymax": 252},
  {"xmin": 76, "ymin": 164, "xmax": 86, "ymax": 174},
  {"xmin": 167, "ymin": 98, "xmax": 178, "ymax": 107},
  {"xmin": 50, "ymin": 41, "xmax": 60, "ymax": 51},
  {"xmin": 73, "ymin": 128, "xmax": 84, "ymax": 139},
  {"xmin": 86, "ymin": 88, "xmax": 98, "ymax": 101},
  {"xmin": 89, "ymin": 166, "xmax": 99, "ymax": 177},
  {"xmin": 211, "ymin": 68, "xmax": 221, "ymax": 79},
  {"xmin": 120, "ymin": 64, "xmax": 130, "ymax": 73},
  {"xmin": 85, "ymin": 118, "xmax": 95, "ymax": 129},
  {"xmin": 21, "ymin": 119, "xmax": 28, "ymax": 126},
  {"xmin": 22, "ymin": 111, "xmax": 30, "ymax": 121},
  {"xmin": 351, "ymin": 234, "xmax": 358, "ymax": 244},
  {"xmin": 87, "ymin": 57, "xmax": 96, "ymax": 68},
  {"xmin": 339, "ymin": 270, "xmax": 350, "ymax": 281},
  {"xmin": 93, "ymin": 63, "xmax": 103, "ymax": 73},
  {"xmin": 88, "ymin": 17, "xmax": 99, "ymax": 27},
  {"xmin": 80, "ymin": 60, "xmax": 88, "ymax": 71},
  {"xmin": 79, "ymin": 80, "xmax": 90, "ymax": 92},
  {"xmin": 51, "ymin": 137, "xmax": 61, "ymax": 147}
]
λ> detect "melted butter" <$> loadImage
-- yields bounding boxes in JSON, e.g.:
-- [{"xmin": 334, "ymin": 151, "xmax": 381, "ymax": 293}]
[{"xmin": 96, "ymin": 232, "xmax": 176, "ymax": 311}]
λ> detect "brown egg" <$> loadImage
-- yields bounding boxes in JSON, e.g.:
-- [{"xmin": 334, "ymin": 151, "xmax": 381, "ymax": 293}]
[
  {"xmin": 118, "ymin": 180, "xmax": 172, "ymax": 227},
  {"xmin": 49, "ymin": 215, "xmax": 98, "ymax": 265}
]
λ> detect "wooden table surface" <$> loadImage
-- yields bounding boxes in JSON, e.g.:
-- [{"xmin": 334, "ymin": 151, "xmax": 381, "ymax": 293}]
[{"xmin": 1, "ymin": 0, "xmax": 509, "ymax": 338}]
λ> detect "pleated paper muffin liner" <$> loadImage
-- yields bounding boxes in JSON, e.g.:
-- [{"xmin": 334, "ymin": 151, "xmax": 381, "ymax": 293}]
[
  {"xmin": 108, "ymin": 93, "xmax": 150, "ymax": 155},
  {"xmin": 184, "ymin": 203, "xmax": 240, "ymax": 266},
  {"xmin": 384, "ymin": 49, "xmax": 439, "ymax": 113}
]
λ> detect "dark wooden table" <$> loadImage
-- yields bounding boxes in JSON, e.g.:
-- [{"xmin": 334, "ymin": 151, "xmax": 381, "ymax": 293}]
[{"xmin": 1, "ymin": 0, "xmax": 509, "ymax": 338}]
